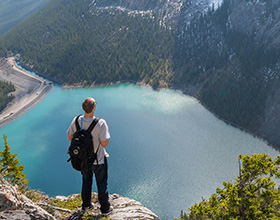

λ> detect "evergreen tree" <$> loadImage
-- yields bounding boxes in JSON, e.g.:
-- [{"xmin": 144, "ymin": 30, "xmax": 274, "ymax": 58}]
[
  {"xmin": 176, "ymin": 153, "xmax": 280, "ymax": 219},
  {"xmin": 0, "ymin": 134, "xmax": 28, "ymax": 185},
  {"xmin": 0, "ymin": 80, "xmax": 15, "ymax": 112}
]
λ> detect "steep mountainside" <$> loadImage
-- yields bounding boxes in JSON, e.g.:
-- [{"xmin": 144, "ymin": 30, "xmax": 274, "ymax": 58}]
[
  {"xmin": 0, "ymin": 0, "xmax": 280, "ymax": 148},
  {"xmin": 0, "ymin": 0, "xmax": 50, "ymax": 35},
  {"xmin": 229, "ymin": 0, "xmax": 280, "ymax": 48},
  {"xmin": 175, "ymin": 0, "xmax": 280, "ymax": 147}
]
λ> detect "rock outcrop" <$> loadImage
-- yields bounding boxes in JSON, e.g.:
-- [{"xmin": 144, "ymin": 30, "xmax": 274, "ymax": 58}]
[
  {"xmin": 67, "ymin": 193, "xmax": 160, "ymax": 220},
  {"xmin": 0, "ymin": 178, "xmax": 55, "ymax": 220},
  {"xmin": 0, "ymin": 177, "xmax": 160, "ymax": 220}
]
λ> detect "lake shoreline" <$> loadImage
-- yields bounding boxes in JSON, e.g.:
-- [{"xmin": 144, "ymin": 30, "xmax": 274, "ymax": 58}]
[
  {"xmin": 61, "ymin": 79, "xmax": 153, "ymax": 90},
  {"xmin": 0, "ymin": 57, "xmax": 278, "ymax": 151},
  {"xmin": 0, "ymin": 56, "xmax": 157, "ymax": 127},
  {"xmin": 0, "ymin": 57, "xmax": 53, "ymax": 127}
]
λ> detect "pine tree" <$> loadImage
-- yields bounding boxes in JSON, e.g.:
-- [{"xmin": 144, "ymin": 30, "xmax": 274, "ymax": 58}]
[
  {"xmin": 0, "ymin": 134, "xmax": 28, "ymax": 185},
  {"xmin": 179, "ymin": 153, "xmax": 280, "ymax": 219}
]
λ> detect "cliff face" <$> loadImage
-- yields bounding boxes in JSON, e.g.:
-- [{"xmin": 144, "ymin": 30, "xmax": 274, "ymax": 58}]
[
  {"xmin": 0, "ymin": 177, "xmax": 160, "ymax": 220},
  {"xmin": 228, "ymin": 0, "xmax": 280, "ymax": 49}
]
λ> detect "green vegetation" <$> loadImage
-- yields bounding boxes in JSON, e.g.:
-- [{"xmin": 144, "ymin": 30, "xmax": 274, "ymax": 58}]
[
  {"xmin": 176, "ymin": 153, "xmax": 280, "ymax": 219},
  {"xmin": 49, "ymin": 194, "xmax": 107, "ymax": 220},
  {"xmin": 0, "ymin": 134, "xmax": 28, "ymax": 186},
  {"xmin": 0, "ymin": 0, "xmax": 50, "ymax": 35},
  {"xmin": 0, "ymin": 80, "xmax": 15, "ymax": 112},
  {"xmin": 50, "ymin": 194, "xmax": 83, "ymax": 211},
  {"xmin": 0, "ymin": 0, "xmax": 174, "ymax": 88}
]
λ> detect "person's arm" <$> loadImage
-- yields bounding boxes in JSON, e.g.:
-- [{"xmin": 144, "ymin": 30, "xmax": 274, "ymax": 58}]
[
  {"xmin": 68, "ymin": 134, "xmax": 73, "ymax": 141},
  {"xmin": 67, "ymin": 117, "xmax": 76, "ymax": 141},
  {"xmin": 100, "ymin": 120, "xmax": 110, "ymax": 148},
  {"xmin": 101, "ymin": 139, "xmax": 110, "ymax": 148}
]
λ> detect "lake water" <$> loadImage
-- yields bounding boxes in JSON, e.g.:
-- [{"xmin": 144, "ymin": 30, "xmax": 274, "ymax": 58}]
[{"xmin": 1, "ymin": 83, "xmax": 279, "ymax": 219}]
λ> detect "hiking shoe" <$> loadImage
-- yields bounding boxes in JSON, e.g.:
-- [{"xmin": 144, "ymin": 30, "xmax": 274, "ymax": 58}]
[
  {"xmin": 81, "ymin": 205, "xmax": 94, "ymax": 213},
  {"xmin": 102, "ymin": 207, "xmax": 113, "ymax": 216}
]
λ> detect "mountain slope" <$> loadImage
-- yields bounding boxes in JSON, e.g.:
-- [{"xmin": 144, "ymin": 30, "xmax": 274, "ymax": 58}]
[
  {"xmin": 0, "ymin": 0, "xmax": 50, "ymax": 35},
  {"xmin": 229, "ymin": 0, "xmax": 280, "ymax": 49},
  {"xmin": 0, "ymin": 0, "xmax": 174, "ymax": 88},
  {"xmin": 175, "ymin": 0, "xmax": 280, "ymax": 147}
]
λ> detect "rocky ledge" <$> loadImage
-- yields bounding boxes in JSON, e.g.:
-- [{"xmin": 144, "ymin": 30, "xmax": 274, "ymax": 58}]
[{"xmin": 0, "ymin": 178, "xmax": 160, "ymax": 220}]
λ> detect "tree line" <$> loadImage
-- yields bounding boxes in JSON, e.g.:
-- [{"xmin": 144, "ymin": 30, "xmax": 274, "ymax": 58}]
[{"xmin": 0, "ymin": 80, "xmax": 15, "ymax": 112}]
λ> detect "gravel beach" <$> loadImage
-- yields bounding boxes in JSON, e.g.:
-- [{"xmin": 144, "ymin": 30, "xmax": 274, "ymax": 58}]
[{"xmin": 0, "ymin": 57, "xmax": 53, "ymax": 127}]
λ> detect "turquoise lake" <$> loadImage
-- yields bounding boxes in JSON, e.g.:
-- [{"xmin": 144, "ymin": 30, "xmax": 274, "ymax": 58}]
[{"xmin": 1, "ymin": 83, "xmax": 279, "ymax": 219}]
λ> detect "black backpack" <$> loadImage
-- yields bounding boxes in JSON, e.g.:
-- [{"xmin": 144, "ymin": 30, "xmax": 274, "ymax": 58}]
[{"xmin": 67, "ymin": 115, "xmax": 100, "ymax": 172}]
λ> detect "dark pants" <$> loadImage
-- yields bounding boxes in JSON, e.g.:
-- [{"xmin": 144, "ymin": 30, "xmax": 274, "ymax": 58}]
[{"xmin": 81, "ymin": 157, "xmax": 110, "ymax": 213}]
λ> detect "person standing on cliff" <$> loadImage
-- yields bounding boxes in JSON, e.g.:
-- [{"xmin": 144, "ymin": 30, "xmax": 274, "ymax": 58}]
[{"xmin": 67, "ymin": 97, "xmax": 112, "ymax": 215}]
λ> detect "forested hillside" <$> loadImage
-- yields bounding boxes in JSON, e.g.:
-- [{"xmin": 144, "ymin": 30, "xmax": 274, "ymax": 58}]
[
  {"xmin": 0, "ymin": 0, "xmax": 50, "ymax": 35},
  {"xmin": 0, "ymin": 0, "xmax": 174, "ymax": 88}
]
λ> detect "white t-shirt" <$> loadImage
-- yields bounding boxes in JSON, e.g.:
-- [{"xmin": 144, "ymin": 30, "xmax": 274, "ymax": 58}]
[{"xmin": 67, "ymin": 115, "xmax": 110, "ymax": 165}]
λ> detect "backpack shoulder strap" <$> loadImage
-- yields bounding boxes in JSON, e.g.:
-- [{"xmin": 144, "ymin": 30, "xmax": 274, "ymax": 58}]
[
  {"xmin": 87, "ymin": 117, "xmax": 100, "ymax": 133},
  {"xmin": 74, "ymin": 115, "xmax": 82, "ymax": 131},
  {"xmin": 87, "ymin": 117, "xmax": 101, "ymax": 165}
]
